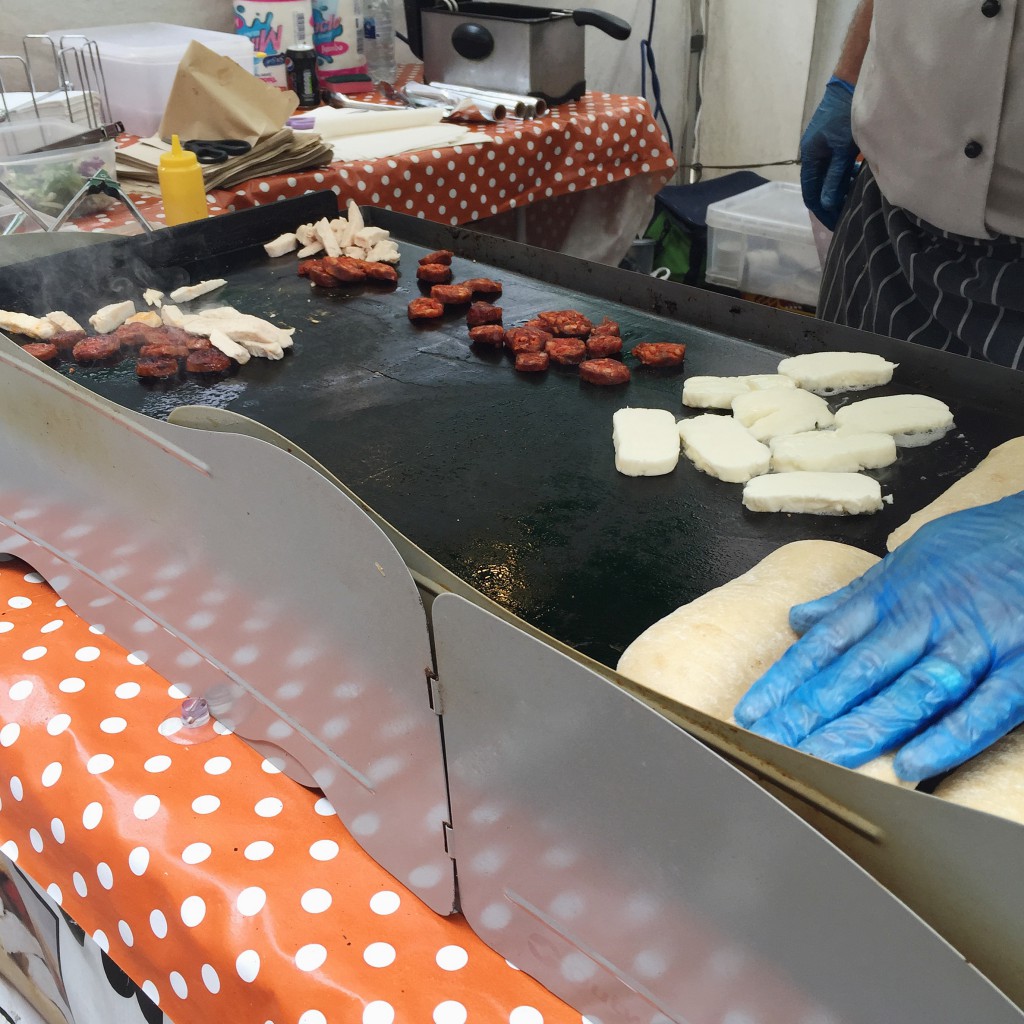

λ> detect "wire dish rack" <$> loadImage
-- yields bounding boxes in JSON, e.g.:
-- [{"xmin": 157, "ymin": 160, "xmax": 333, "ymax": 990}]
[{"xmin": 0, "ymin": 35, "xmax": 148, "ymax": 234}]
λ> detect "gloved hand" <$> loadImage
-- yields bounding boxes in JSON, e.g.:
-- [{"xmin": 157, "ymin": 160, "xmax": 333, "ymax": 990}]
[
  {"xmin": 734, "ymin": 491, "xmax": 1024, "ymax": 782},
  {"xmin": 800, "ymin": 78, "xmax": 859, "ymax": 231}
]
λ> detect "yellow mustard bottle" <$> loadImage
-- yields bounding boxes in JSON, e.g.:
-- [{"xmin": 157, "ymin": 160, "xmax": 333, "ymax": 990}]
[{"xmin": 158, "ymin": 134, "xmax": 209, "ymax": 226}]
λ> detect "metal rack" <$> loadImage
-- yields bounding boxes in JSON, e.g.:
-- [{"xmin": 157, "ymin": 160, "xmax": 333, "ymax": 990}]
[{"xmin": 0, "ymin": 34, "xmax": 147, "ymax": 234}]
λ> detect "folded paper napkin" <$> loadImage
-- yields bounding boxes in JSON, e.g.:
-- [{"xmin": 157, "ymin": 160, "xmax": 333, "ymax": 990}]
[{"xmin": 115, "ymin": 41, "xmax": 332, "ymax": 193}]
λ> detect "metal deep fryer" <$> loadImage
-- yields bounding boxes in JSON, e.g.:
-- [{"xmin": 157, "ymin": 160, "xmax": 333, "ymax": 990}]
[
  {"xmin": 404, "ymin": 0, "xmax": 631, "ymax": 104},
  {"xmin": 2, "ymin": 194, "xmax": 1024, "ymax": 1023}
]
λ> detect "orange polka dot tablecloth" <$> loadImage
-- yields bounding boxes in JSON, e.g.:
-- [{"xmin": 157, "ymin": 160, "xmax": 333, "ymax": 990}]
[
  {"xmin": 76, "ymin": 67, "xmax": 674, "ymax": 258},
  {"xmin": 0, "ymin": 554, "xmax": 583, "ymax": 1024}
]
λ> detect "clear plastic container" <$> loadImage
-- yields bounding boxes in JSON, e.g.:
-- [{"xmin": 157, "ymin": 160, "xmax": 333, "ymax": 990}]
[
  {"xmin": 705, "ymin": 181, "xmax": 823, "ymax": 308},
  {"xmin": 0, "ymin": 119, "xmax": 117, "ymax": 221},
  {"xmin": 47, "ymin": 24, "xmax": 255, "ymax": 137}
]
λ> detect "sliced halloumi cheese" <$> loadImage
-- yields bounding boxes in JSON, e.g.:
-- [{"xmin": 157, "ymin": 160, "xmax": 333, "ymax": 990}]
[
  {"xmin": 159, "ymin": 304, "xmax": 185, "ymax": 328},
  {"xmin": 346, "ymin": 199, "xmax": 364, "ymax": 236},
  {"xmin": 143, "ymin": 288, "xmax": 164, "ymax": 307},
  {"xmin": 678, "ymin": 414, "xmax": 771, "ymax": 483},
  {"xmin": 777, "ymin": 351, "xmax": 897, "ymax": 394},
  {"xmin": 206, "ymin": 328, "xmax": 251, "ymax": 365},
  {"xmin": 355, "ymin": 226, "xmax": 389, "ymax": 249},
  {"xmin": 297, "ymin": 241, "xmax": 324, "ymax": 258},
  {"xmin": 366, "ymin": 239, "xmax": 400, "ymax": 264},
  {"xmin": 296, "ymin": 222, "xmax": 318, "ymax": 247},
  {"xmin": 769, "ymin": 430, "xmax": 897, "ymax": 473},
  {"xmin": 45, "ymin": 310, "xmax": 82, "ymax": 333},
  {"xmin": 89, "ymin": 300, "xmax": 135, "ymax": 334},
  {"xmin": 742, "ymin": 471, "xmax": 883, "ymax": 515},
  {"xmin": 125, "ymin": 311, "xmax": 163, "ymax": 328},
  {"xmin": 0, "ymin": 311, "xmax": 56, "ymax": 339},
  {"xmin": 682, "ymin": 374, "xmax": 795, "ymax": 410},
  {"xmin": 169, "ymin": 279, "xmax": 227, "ymax": 304},
  {"xmin": 264, "ymin": 232, "xmax": 298, "ymax": 258},
  {"xmin": 195, "ymin": 307, "xmax": 294, "ymax": 349},
  {"xmin": 314, "ymin": 217, "xmax": 342, "ymax": 258},
  {"xmin": 732, "ymin": 387, "xmax": 834, "ymax": 442},
  {"xmin": 332, "ymin": 216, "xmax": 356, "ymax": 248},
  {"xmin": 612, "ymin": 408, "xmax": 680, "ymax": 477},
  {"xmin": 834, "ymin": 394, "xmax": 953, "ymax": 447}
]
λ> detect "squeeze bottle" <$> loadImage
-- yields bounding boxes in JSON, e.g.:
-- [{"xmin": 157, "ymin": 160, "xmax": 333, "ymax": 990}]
[{"xmin": 158, "ymin": 136, "xmax": 209, "ymax": 226}]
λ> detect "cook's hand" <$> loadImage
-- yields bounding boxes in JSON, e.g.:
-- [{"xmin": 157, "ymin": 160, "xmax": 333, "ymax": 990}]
[
  {"xmin": 734, "ymin": 492, "xmax": 1024, "ymax": 782},
  {"xmin": 800, "ymin": 78, "xmax": 859, "ymax": 231}
]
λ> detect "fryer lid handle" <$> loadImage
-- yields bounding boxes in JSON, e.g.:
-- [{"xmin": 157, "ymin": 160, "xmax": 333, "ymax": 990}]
[{"xmin": 572, "ymin": 8, "xmax": 631, "ymax": 40}]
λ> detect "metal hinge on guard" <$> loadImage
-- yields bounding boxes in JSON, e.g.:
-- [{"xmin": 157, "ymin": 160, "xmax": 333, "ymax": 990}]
[{"xmin": 426, "ymin": 666, "xmax": 443, "ymax": 714}]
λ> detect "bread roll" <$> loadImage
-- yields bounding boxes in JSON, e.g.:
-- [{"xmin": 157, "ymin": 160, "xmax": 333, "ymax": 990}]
[
  {"xmin": 617, "ymin": 541, "xmax": 911, "ymax": 785},
  {"xmin": 933, "ymin": 728, "xmax": 1024, "ymax": 825},
  {"xmin": 887, "ymin": 437, "xmax": 1024, "ymax": 550}
]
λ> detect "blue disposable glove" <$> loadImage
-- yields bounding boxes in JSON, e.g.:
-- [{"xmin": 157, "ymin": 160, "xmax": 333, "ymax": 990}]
[
  {"xmin": 800, "ymin": 78, "xmax": 859, "ymax": 231},
  {"xmin": 734, "ymin": 491, "xmax": 1024, "ymax": 782}
]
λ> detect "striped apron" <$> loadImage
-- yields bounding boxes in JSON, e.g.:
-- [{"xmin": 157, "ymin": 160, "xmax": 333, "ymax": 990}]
[{"xmin": 818, "ymin": 164, "xmax": 1024, "ymax": 370}]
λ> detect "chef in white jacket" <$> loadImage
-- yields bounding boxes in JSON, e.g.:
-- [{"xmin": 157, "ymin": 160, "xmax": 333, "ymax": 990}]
[{"xmin": 800, "ymin": 0, "xmax": 1024, "ymax": 369}]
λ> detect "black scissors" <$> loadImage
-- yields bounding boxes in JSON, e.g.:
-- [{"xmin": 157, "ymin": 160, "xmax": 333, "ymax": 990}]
[{"xmin": 182, "ymin": 138, "xmax": 252, "ymax": 165}]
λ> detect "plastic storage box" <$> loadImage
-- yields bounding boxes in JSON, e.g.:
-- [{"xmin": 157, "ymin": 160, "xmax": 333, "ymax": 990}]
[
  {"xmin": 47, "ymin": 24, "xmax": 255, "ymax": 138},
  {"xmin": 0, "ymin": 118, "xmax": 116, "ymax": 224},
  {"xmin": 705, "ymin": 181, "xmax": 823, "ymax": 307}
]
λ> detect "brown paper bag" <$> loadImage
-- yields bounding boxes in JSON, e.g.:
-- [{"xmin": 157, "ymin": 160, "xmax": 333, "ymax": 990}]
[{"xmin": 158, "ymin": 41, "xmax": 299, "ymax": 144}]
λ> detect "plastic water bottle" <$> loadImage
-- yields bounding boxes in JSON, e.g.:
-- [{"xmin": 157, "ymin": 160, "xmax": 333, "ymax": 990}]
[{"xmin": 362, "ymin": 0, "xmax": 397, "ymax": 86}]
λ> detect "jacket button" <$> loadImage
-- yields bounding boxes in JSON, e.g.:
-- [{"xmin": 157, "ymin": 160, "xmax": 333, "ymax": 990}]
[
  {"xmin": 981, "ymin": 0, "xmax": 1001, "ymax": 15},
  {"xmin": 965, "ymin": 140, "xmax": 984, "ymax": 158}
]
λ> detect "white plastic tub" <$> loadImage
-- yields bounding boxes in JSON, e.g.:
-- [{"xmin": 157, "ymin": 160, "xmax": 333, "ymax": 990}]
[
  {"xmin": 705, "ymin": 181, "xmax": 823, "ymax": 308},
  {"xmin": 47, "ymin": 24, "xmax": 255, "ymax": 137}
]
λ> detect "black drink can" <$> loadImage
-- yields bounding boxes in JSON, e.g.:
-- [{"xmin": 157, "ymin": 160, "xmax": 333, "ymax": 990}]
[{"xmin": 286, "ymin": 44, "xmax": 320, "ymax": 109}]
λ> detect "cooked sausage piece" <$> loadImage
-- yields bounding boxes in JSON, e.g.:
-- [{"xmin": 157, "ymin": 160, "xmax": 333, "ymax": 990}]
[
  {"xmin": 431, "ymin": 284, "xmax": 472, "ymax": 305},
  {"xmin": 586, "ymin": 333, "xmax": 623, "ymax": 358},
  {"xmin": 417, "ymin": 263, "xmax": 453, "ymax": 284},
  {"xmin": 161, "ymin": 326, "xmax": 210, "ymax": 351},
  {"xmin": 579, "ymin": 358, "xmax": 631, "ymax": 385},
  {"xmin": 20, "ymin": 342, "xmax": 58, "ymax": 363},
  {"xmin": 72, "ymin": 335, "xmax": 122, "ymax": 363},
  {"xmin": 468, "ymin": 325, "xmax": 506, "ymax": 346},
  {"xmin": 522, "ymin": 318, "xmax": 548, "ymax": 331},
  {"xmin": 364, "ymin": 262, "xmax": 399, "ymax": 284},
  {"xmin": 504, "ymin": 327, "xmax": 551, "ymax": 354},
  {"xmin": 113, "ymin": 322, "xmax": 162, "ymax": 349},
  {"xmin": 297, "ymin": 258, "xmax": 321, "ymax": 277},
  {"xmin": 135, "ymin": 356, "xmax": 178, "ymax": 379},
  {"xmin": 463, "ymin": 277, "xmax": 502, "ymax": 296},
  {"xmin": 186, "ymin": 349, "xmax": 233, "ymax": 374},
  {"xmin": 632, "ymin": 342, "xmax": 687, "ymax": 367},
  {"xmin": 538, "ymin": 310, "xmax": 593, "ymax": 338},
  {"xmin": 323, "ymin": 256, "xmax": 368, "ymax": 283},
  {"xmin": 419, "ymin": 249, "xmax": 454, "ymax": 266},
  {"xmin": 591, "ymin": 317, "xmax": 620, "ymax": 337},
  {"xmin": 466, "ymin": 302, "xmax": 502, "ymax": 327},
  {"xmin": 139, "ymin": 340, "xmax": 189, "ymax": 359},
  {"xmin": 306, "ymin": 264, "xmax": 341, "ymax": 288},
  {"xmin": 515, "ymin": 351, "xmax": 550, "ymax": 372},
  {"xmin": 546, "ymin": 337, "xmax": 587, "ymax": 365},
  {"xmin": 50, "ymin": 330, "xmax": 85, "ymax": 355},
  {"xmin": 408, "ymin": 297, "xmax": 445, "ymax": 320}
]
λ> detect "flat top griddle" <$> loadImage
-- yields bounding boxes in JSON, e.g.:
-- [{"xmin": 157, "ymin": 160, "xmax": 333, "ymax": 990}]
[{"xmin": 3, "ymin": 195, "xmax": 1023, "ymax": 667}]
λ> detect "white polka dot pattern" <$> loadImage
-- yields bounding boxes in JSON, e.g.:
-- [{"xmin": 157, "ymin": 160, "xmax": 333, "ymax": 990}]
[{"xmin": 0, "ymin": 553, "xmax": 581, "ymax": 1022}]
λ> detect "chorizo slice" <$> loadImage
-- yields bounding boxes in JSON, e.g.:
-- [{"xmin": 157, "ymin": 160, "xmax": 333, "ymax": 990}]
[
  {"xmin": 591, "ymin": 316, "xmax": 620, "ymax": 337},
  {"xmin": 463, "ymin": 277, "xmax": 502, "ymax": 296},
  {"xmin": 416, "ymin": 263, "xmax": 453, "ymax": 284},
  {"xmin": 139, "ymin": 340, "xmax": 189, "ymax": 360},
  {"xmin": 515, "ymin": 351, "xmax": 550, "ymax": 372},
  {"xmin": 579, "ymin": 358, "xmax": 631, "ymax": 385},
  {"xmin": 419, "ymin": 249, "xmax": 454, "ymax": 266},
  {"xmin": 49, "ymin": 330, "xmax": 85, "ymax": 355},
  {"xmin": 466, "ymin": 302, "xmax": 503, "ymax": 327},
  {"xmin": 72, "ymin": 335, "xmax": 122, "ymax": 364},
  {"xmin": 20, "ymin": 342, "xmax": 58, "ymax": 363},
  {"xmin": 408, "ymin": 297, "xmax": 445, "ymax": 320},
  {"xmin": 186, "ymin": 349, "xmax": 233, "ymax": 374},
  {"xmin": 468, "ymin": 325, "xmax": 506, "ymax": 346},
  {"xmin": 323, "ymin": 256, "xmax": 368, "ymax": 283},
  {"xmin": 504, "ymin": 327, "xmax": 551, "ymax": 354},
  {"xmin": 306, "ymin": 265, "xmax": 341, "ymax": 288},
  {"xmin": 364, "ymin": 262, "xmax": 399, "ymax": 284},
  {"xmin": 538, "ymin": 310, "xmax": 593, "ymax": 338},
  {"xmin": 586, "ymin": 333, "xmax": 623, "ymax": 358},
  {"xmin": 546, "ymin": 337, "xmax": 587, "ymax": 365},
  {"xmin": 430, "ymin": 284, "xmax": 473, "ymax": 305},
  {"xmin": 632, "ymin": 342, "xmax": 687, "ymax": 367},
  {"xmin": 135, "ymin": 356, "xmax": 178, "ymax": 379}
]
